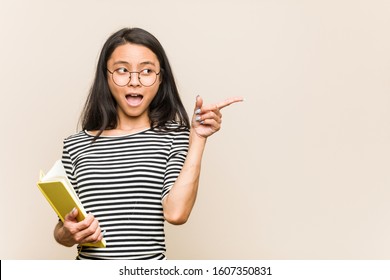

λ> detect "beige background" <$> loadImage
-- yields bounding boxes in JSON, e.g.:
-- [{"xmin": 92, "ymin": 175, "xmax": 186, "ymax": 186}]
[{"xmin": 1, "ymin": 0, "xmax": 390, "ymax": 259}]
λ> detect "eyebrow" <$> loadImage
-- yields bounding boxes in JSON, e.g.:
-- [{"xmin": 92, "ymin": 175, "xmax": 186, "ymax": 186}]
[{"xmin": 112, "ymin": 60, "xmax": 157, "ymax": 67}]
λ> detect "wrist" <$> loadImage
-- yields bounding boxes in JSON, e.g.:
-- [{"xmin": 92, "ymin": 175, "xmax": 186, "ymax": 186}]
[
  {"xmin": 189, "ymin": 129, "xmax": 207, "ymax": 146},
  {"xmin": 190, "ymin": 127, "xmax": 207, "ymax": 142}
]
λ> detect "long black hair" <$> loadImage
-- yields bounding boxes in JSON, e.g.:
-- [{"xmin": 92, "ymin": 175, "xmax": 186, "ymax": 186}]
[{"xmin": 80, "ymin": 27, "xmax": 190, "ymax": 138}]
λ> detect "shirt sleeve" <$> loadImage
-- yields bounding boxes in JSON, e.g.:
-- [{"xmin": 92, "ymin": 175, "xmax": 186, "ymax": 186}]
[
  {"xmin": 61, "ymin": 140, "xmax": 79, "ymax": 195},
  {"xmin": 162, "ymin": 129, "xmax": 190, "ymax": 200}
]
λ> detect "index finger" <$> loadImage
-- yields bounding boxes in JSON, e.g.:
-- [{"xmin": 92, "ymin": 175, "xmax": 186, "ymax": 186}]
[{"xmin": 217, "ymin": 96, "xmax": 244, "ymax": 110}]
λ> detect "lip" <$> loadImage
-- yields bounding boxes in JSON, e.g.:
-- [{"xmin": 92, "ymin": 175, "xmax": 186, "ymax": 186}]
[{"xmin": 125, "ymin": 93, "xmax": 144, "ymax": 107}]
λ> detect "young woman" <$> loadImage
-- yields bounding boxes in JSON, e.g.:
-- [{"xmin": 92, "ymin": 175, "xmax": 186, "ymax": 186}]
[{"xmin": 53, "ymin": 27, "xmax": 243, "ymax": 260}]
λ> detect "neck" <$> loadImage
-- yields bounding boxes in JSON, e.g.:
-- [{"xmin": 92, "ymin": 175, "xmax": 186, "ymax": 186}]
[{"xmin": 115, "ymin": 117, "xmax": 150, "ymax": 132}]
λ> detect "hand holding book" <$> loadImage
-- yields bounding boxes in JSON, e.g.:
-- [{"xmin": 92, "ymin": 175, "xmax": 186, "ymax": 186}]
[
  {"xmin": 54, "ymin": 207, "xmax": 105, "ymax": 248},
  {"xmin": 37, "ymin": 160, "xmax": 106, "ymax": 248}
]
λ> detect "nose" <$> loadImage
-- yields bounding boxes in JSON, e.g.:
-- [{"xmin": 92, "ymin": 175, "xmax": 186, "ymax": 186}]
[{"xmin": 127, "ymin": 72, "xmax": 141, "ymax": 87}]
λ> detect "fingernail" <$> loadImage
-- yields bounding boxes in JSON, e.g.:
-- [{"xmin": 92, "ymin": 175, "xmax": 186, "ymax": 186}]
[
  {"xmin": 195, "ymin": 108, "xmax": 201, "ymax": 115},
  {"xmin": 195, "ymin": 116, "xmax": 201, "ymax": 121},
  {"xmin": 200, "ymin": 120, "xmax": 205, "ymax": 125},
  {"xmin": 102, "ymin": 230, "xmax": 106, "ymax": 237}
]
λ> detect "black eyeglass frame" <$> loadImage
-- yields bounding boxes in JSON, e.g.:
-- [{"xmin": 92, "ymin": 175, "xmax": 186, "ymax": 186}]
[{"xmin": 107, "ymin": 68, "xmax": 161, "ymax": 87}]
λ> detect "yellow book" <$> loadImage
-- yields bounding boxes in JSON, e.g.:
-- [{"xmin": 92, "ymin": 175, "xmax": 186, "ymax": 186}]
[{"xmin": 37, "ymin": 160, "xmax": 106, "ymax": 248}]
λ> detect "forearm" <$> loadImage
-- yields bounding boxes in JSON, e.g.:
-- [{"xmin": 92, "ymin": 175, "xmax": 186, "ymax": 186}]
[
  {"xmin": 163, "ymin": 130, "xmax": 207, "ymax": 225},
  {"xmin": 162, "ymin": 95, "xmax": 243, "ymax": 224}
]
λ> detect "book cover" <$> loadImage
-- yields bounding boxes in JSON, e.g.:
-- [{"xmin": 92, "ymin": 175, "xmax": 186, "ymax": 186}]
[{"xmin": 37, "ymin": 160, "xmax": 106, "ymax": 248}]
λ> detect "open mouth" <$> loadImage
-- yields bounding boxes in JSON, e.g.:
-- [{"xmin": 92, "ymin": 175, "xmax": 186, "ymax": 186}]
[{"xmin": 125, "ymin": 94, "xmax": 143, "ymax": 106}]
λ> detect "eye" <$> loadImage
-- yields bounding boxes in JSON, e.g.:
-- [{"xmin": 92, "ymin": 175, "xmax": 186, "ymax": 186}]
[
  {"xmin": 140, "ymin": 69, "xmax": 154, "ymax": 76},
  {"xmin": 115, "ymin": 67, "xmax": 129, "ymax": 75}
]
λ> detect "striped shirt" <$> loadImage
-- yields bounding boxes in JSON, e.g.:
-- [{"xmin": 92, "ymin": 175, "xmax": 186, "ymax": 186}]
[{"xmin": 61, "ymin": 125, "xmax": 189, "ymax": 260}]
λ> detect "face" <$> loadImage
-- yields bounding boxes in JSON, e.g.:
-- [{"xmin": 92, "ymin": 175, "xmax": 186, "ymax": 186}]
[{"xmin": 107, "ymin": 43, "xmax": 161, "ymax": 126}]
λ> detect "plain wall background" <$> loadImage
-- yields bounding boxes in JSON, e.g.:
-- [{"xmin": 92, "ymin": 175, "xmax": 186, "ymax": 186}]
[{"xmin": 1, "ymin": 0, "xmax": 390, "ymax": 259}]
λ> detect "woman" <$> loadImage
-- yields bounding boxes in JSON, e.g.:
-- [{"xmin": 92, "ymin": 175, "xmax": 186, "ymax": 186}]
[{"xmin": 53, "ymin": 27, "xmax": 243, "ymax": 259}]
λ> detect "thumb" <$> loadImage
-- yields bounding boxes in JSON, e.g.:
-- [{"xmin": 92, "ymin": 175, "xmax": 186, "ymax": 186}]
[{"xmin": 65, "ymin": 207, "xmax": 78, "ymax": 222}]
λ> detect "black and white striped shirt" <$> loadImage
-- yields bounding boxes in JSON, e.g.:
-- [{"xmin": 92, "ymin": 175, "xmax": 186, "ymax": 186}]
[{"xmin": 61, "ymin": 125, "xmax": 189, "ymax": 260}]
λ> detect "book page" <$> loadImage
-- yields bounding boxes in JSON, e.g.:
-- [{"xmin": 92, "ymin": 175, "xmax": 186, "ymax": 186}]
[
  {"xmin": 42, "ymin": 160, "xmax": 67, "ymax": 181},
  {"xmin": 41, "ymin": 160, "xmax": 78, "ymax": 201}
]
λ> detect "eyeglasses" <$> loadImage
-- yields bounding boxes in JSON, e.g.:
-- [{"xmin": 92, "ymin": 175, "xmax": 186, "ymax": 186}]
[{"xmin": 107, "ymin": 67, "xmax": 161, "ymax": 87}]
